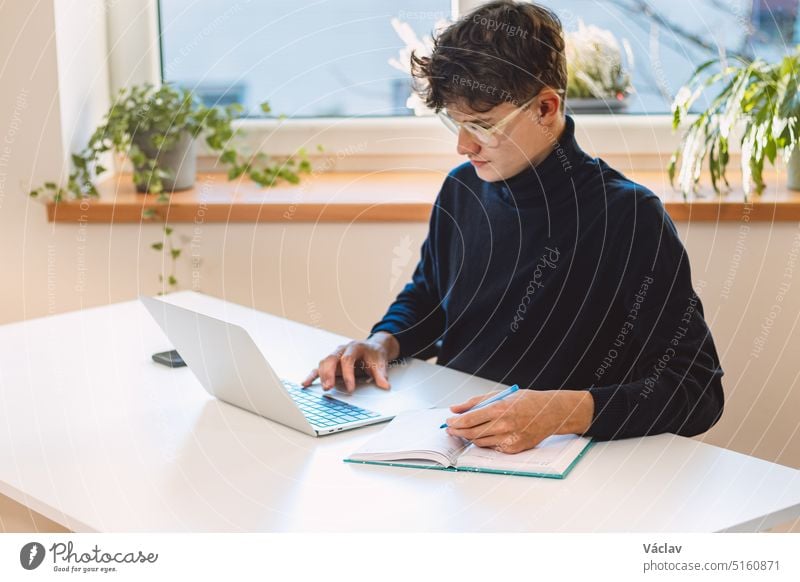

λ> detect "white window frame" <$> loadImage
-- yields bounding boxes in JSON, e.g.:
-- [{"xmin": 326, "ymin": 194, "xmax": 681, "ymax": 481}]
[{"xmin": 107, "ymin": 0, "xmax": 684, "ymax": 172}]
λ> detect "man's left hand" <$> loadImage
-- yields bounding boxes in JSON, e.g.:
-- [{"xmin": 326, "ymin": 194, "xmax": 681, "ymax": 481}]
[{"xmin": 445, "ymin": 389, "xmax": 594, "ymax": 454}]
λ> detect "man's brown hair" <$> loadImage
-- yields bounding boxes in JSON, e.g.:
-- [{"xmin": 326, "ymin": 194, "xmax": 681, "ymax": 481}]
[{"xmin": 410, "ymin": 0, "xmax": 567, "ymax": 113}]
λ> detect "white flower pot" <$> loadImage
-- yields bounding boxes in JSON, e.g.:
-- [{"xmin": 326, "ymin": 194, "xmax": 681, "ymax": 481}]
[
  {"xmin": 566, "ymin": 97, "xmax": 628, "ymax": 114},
  {"xmin": 788, "ymin": 147, "xmax": 800, "ymax": 191}
]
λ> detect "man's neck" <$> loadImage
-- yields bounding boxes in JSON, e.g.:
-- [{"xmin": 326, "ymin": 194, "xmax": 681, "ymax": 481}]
[{"xmin": 528, "ymin": 115, "xmax": 567, "ymax": 167}]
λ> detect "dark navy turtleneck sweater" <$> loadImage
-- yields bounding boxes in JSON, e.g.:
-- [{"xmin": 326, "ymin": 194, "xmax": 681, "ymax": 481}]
[{"xmin": 371, "ymin": 115, "xmax": 724, "ymax": 440}]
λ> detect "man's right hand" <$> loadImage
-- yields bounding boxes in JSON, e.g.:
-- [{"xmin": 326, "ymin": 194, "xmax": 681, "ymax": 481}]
[{"xmin": 301, "ymin": 331, "xmax": 400, "ymax": 393}]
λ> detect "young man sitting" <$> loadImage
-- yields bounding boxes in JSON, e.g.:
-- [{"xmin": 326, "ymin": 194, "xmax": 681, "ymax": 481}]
[{"xmin": 303, "ymin": 0, "xmax": 724, "ymax": 454}]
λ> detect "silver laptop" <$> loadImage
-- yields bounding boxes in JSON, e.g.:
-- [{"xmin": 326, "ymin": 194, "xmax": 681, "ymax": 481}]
[{"xmin": 140, "ymin": 295, "xmax": 433, "ymax": 436}]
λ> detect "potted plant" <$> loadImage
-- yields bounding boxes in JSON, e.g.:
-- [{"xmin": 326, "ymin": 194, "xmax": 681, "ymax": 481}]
[
  {"xmin": 30, "ymin": 83, "xmax": 311, "ymax": 200},
  {"xmin": 565, "ymin": 20, "xmax": 634, "ymax": 114},
  {"xmin": 30, "ymin": 83, "xmax": 313, "ymax": 291},
  {"xmin": 669, "ymin": 49, "xmax": 800, "ymax": 198}
]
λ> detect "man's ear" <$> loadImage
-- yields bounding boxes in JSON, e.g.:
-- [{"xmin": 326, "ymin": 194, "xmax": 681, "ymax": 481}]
[{"xmin": 536, "ymin": 88, "xmax": 562, "ymax": 124}]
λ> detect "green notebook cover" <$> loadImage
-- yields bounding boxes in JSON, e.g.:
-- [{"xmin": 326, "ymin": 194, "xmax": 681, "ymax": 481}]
[{"xmin": 344, "ymin": 440, "xmax": 595, "ymax": 480}]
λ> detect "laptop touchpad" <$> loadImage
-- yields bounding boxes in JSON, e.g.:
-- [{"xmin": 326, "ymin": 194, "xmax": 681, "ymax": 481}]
[{"xmin": 311, "ymin": 382, "xmax": 435, "ymax": 416}]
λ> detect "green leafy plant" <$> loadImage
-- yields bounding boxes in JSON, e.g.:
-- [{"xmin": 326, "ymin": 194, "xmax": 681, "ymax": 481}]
[
  {"xmin": 30, "ymin": 83, "xmax": 313, "ymax": 292},
  {"xmin": 30, "ymin": 83, "xmax": 312, "ymax": 198},
  {"xmin": 669, "ymin": 49, "xmax": 800, "ymax": 198},
  {"xmin": 151, "ymin": 225, "xmax": 180, "ymax": 289}
]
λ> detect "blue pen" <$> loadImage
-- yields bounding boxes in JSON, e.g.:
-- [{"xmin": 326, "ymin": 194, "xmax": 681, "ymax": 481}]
[{"xmin": 440, "ymin": 384, "xmax": 520, "ymax": 429}]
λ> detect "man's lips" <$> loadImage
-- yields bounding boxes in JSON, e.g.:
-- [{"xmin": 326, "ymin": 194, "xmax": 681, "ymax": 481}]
[{"xmin": 470, "ymin": 158, "xmax": 489, "ymax": 167}]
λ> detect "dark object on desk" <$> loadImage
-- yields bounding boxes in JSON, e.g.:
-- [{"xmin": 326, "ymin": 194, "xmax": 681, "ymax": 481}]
[{"xmin": 152, "ymin": 349, "xmax": 186, "ymax": 368}]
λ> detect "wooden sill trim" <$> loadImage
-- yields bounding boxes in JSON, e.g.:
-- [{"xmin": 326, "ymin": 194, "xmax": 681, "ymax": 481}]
[{"xmin": 45, "ymin": 170, "xmax": 800, "ymax": 223}]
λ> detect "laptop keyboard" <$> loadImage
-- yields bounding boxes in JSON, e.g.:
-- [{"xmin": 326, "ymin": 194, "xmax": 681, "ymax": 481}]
[{"xmin": 283, "ymin": 381, "xmax": 380, "ymax": 428}]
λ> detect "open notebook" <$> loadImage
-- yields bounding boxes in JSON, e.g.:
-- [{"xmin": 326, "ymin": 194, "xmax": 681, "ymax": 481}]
[{"xmin": 345, "ymin": 408, "xmax": 594, "ymax": 479}]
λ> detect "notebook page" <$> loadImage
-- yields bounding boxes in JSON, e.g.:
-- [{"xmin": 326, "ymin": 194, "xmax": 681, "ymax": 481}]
[
  {"xmin": 348, "ymin": 408, "xmax": 469, "ymax": 466},
  {"xmin": 455, "ymin": 434, "xmax": 592, "ymax": 476}
]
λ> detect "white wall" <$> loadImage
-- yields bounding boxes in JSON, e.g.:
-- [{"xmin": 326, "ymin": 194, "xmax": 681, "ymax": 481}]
[
  {"xmin": 676, "ymin": 222, "xmax": 800, "ymax": 469},
  {"xmin": 1, "ymin": 0, "xmax": 68, "ymax": 321},
  {"xmin": 54, "ymin": 0, "xmax": 113, "ymax": 159},
  {"xmin": 0, "ymin": 1, "xmax": 798, "ymax": 486}
]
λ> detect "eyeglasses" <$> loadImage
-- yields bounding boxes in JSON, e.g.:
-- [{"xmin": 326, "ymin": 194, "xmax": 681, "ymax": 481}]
[{"xmin": 437, "ymin": 94, "xmax": 539, "ymax": 147}]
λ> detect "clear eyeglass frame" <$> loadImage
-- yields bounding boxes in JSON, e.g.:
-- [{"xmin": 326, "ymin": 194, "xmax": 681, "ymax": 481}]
[{"xmin": 437, "ymin": 94, "xmax": 540, "ymax": 147}]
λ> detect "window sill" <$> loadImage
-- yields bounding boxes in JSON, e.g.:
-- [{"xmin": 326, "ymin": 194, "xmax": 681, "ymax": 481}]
[
  {"xmin": 208, "ymin": 114, "xmax": 686, "ymax": 163},
  {"xmin": 45, "ymin": 170, "xmax": 800, "ymax": 224}
]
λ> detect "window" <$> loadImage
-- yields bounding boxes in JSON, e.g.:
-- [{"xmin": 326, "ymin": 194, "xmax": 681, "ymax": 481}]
[
  {"xmin": 158, "ymin": 0, "xmax": 799, "ymax": 118},
  {"xmin": 540, "ymin": 0, "xmax": 798, "ymax": 114},
  {"xmin": 159, "ymin": 0, "xmax": 452, "ymax": 117}
]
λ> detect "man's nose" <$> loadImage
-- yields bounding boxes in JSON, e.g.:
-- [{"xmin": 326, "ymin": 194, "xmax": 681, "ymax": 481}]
[{"xmin": 456, "ymin": 129, "xmax": 482, "ymax": 157}]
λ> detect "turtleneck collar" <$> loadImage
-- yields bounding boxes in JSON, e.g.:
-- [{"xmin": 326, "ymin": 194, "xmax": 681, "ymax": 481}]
[{"xmin": 489, "ymin": 114, "xmax": 590, "ymax": 207}]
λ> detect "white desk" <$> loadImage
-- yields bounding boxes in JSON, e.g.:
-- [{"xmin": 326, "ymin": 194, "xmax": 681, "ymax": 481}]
[{"xmin": 1, "ymin": 291, "xmax": 798, "ymax": 532}]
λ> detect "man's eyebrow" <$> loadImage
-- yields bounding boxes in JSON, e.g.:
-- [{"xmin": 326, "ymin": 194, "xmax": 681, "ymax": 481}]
[{"xmin": 451, "ymin": 111, "xmax": 494, "ymax": 123}]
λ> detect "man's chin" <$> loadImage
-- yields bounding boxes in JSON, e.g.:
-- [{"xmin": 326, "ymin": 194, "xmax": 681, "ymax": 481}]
[{"xmin": 473, "ymin": 164, "xmax": 506, "ymax": 182}]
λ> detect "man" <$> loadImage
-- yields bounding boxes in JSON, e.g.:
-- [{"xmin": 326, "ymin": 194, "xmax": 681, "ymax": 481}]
[{"xmin": 302, "ymin": 0, "xmax": 724, "ymax": 453}]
